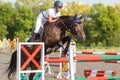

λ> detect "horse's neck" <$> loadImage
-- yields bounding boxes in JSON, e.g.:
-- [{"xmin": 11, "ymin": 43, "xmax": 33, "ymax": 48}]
[{"xmin": 60, "ymin": 19, "xmax": 72, "ymax": 28}]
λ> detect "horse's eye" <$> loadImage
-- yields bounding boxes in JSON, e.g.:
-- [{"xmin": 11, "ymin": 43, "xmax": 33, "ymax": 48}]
[
  {"xmin": 74, "ymin": 23, "xmax": 78, "ymax": 26},
  {"xmin": 74, "ymin": 24, "xmax": 77, "ymax": 26}
]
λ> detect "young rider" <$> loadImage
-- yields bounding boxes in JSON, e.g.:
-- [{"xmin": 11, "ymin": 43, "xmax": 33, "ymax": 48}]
[{"xmin": 29, "ymin": 0, "xmax": 63, "ymax": 42}]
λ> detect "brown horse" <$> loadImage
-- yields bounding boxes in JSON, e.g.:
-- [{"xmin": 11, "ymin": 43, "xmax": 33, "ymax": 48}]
[{"xmin": 7, "ymin": 14, "xmax": 86, "ymax": 80}]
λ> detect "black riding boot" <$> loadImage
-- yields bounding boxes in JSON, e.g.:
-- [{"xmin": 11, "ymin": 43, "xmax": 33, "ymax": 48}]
[{"xmin": 28, "ymin": 32, "xmax": 37, "ymax": 42}]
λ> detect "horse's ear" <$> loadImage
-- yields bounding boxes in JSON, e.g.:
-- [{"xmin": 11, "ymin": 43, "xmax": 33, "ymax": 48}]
[
  {"xmin": 78, "ymin": 15, "xmax": 83, "ymax": 19},
  {"xmin": 72, "ymin": 14, "xmax": 77, "ymax": 20},
  {"xmin": 74, "ymin": 14, "xmax": 77, "ymax": 18}
]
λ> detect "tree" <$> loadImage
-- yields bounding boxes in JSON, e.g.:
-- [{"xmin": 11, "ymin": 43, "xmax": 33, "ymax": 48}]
[
  {"xmin": 13, "ymin": 4, "xmax": 36, "ymax": 41},
  {"xmin": 84, "ymin": 3, "xmax": 120, "ymax": 47},
  {"xmin": 0, "ymin": 2, "xmax": 13, "ymax": 39},
  {"xmin": 0, "ymin": 22, "xmax": 8, "ymax": 39}
]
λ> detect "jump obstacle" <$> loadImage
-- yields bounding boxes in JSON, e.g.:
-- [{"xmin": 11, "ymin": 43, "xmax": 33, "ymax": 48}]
[
  {"xmin": 18, "ymin": 42, "xmax": 45, "ymax": 80},
  {"xmin": 18, "ymin": 42, "xmax": 120, "ymax": 80},
  {"xmin": 68, "ymin": 44, "xmax": 120, "ymax": 80},
  {"xmin": 44, "ymin": 43, "xmax": 120, "ymax": 80},
  {"xmin": 44, "ymin": 42, "xmax": 77, "ymax": 79},
  {"xmin": 44, "ymin": 47, "xmax": 70, "ymax": 79}
]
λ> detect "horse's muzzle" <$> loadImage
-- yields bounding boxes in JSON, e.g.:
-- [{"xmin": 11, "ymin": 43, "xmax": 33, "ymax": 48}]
[{"xmin": 78, "ymin": 35, "xmax": 86, "ymax": 41}]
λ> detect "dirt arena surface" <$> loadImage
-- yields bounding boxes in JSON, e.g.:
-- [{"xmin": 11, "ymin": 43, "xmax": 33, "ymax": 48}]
[{"xmin": 0, "ymin": 53, "xmax": 120, "ymax": 80}]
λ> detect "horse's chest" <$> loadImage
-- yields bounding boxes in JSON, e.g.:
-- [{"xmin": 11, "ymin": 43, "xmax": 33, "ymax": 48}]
[{"xmin": 45, "ymin": 26, "xmax": 65, "ymax": 47}]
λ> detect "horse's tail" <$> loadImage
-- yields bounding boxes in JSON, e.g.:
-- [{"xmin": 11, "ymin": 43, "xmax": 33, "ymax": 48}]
[{"xmin": 7, "ymin": 50, "xmax": 17, "ymax": 80}]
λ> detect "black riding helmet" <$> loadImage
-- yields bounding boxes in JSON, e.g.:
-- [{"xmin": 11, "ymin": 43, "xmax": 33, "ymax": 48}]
[{"xmin": 54, "ymin": 1, "xmax": 63, "ymax": 8}]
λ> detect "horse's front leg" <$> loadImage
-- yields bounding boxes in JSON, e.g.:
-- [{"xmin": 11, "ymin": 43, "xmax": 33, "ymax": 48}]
[
  {"xmin": 46, "ymin": 36, "xmax": 71, "ymax": 55},
  {"xmin": 51, "ymin": 41, "xmax": 64, "ymax": 52},
  {"xmin": 52, "ymin": 36, "xmax": 71, "ymax": 56},
  {"xmin": 61, "ymin": 36, "xmax": 71, "ymax": 56}
]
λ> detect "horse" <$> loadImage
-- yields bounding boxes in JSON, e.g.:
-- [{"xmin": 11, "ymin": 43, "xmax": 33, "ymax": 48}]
[{"xmin": 7, "ymin": 14, "xmax": 86, "ymax": 80}]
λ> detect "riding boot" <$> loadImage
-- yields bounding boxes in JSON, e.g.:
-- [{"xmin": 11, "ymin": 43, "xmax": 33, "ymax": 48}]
[
  {"xmin": 28, "ymin": 32, "xmax": 37, "ymax": 42},
  {"xmin": 38, "ymin": 27, "xmax": 43, "ymax": 38}
]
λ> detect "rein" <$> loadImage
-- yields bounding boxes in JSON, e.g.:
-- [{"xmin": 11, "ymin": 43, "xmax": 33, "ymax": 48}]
[{"xmin": 59, "ymin": 19, "xmax": 73, "ymax": 30}]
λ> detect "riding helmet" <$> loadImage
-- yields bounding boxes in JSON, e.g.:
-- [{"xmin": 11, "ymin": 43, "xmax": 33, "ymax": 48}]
[{"xmin": 54, "ymin": 1, "xmax": 63, "ymax": 8}]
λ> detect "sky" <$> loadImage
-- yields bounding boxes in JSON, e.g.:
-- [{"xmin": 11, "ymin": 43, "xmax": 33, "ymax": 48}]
[
  {"xmin": 2, "ymin": 0, "xmax": 120, "ymax": 6},
  {"xmin": 64, "ymin": 0, "xmax": 120, "ymax": 6}
]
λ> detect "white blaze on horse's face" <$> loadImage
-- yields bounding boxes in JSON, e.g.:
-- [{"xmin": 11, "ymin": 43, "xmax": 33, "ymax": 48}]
[{"xmin": 73, "ymin": 22, "xmax": 86, "ymax": 41}]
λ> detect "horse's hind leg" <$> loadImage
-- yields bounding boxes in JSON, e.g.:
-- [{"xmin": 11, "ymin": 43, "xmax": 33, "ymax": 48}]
[
  {"xmin": 29, "ymin": 73, "xmax": 35, "ymax": 80},
  {"xmin": 29, "ymin": 58, "xmax": 41, "ymax": 80},
  {"xmin": 29, "ymin": 64, "xmax": 36, "ymax": 80}
]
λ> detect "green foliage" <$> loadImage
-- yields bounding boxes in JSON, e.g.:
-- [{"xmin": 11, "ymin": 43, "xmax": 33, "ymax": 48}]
[
  {"xmin": 0, "ymin": 22, "xmax": 8, "ymax": 39},
  {"xmin": 0, "ymin": 2, "xmax": 13, "ymax": 39},
  {"xmin": 83, "ymin": 3, "xmax": 120, "ymax": 47},
  {"xmin": 0, "ymin": 1, "xmax": 36, "ymax": 41},
  {"xmin": 13, "ymin": 5, "xmax": 36, "ymax": 41}
]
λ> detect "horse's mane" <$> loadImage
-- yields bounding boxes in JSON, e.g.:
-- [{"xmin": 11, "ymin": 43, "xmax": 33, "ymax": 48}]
[
  {"xmin": 59, "ymin": 16, "xmax": 72, "ymax": 19},
  {"xmin": 44, "ymin": 16, "xmax": 73, "ymax": 27}
]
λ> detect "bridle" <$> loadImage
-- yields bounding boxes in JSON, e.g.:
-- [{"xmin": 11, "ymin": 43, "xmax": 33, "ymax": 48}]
[
  {"xmin": 60, "ymin": 18, "xmax": 84, "ymax": 37},
  {"xmin": 59, "ymin": 19, "xmax": 74, "ymax": 30}
]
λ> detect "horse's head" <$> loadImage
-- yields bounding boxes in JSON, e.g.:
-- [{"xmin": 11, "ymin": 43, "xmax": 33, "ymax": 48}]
[
  {"xmin": 70, "ymin": 14, "xmax": 86, "ymax": 41},
  {"xmin": 59, "ymin": 15, "xmax": 86, "ymax": 41}
]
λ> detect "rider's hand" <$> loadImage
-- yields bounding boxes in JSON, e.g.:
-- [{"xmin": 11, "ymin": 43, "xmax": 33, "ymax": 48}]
[{"xmin": 56, "ymin": 18, "xmax": 60, "ymax": 21}]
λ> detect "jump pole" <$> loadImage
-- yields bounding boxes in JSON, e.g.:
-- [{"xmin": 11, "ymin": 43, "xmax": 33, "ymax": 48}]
[
  {"xmin": 74, "ymin": 55, "xmax": 120, "ymax": 61},
  {"xmin": 77, "ymin": 51, "xmax": 120, "ymax": 63},
  {"xmin": 78, "ymin": 51, "xmax": 120, "ymax": 55},
  {"xmin": 45, "ymin": 55, "xmax": 120, "ymax": 63},
  {"xmin": 74, "ymin": 75, "xmax": 120, "ymax": 80},
  {"xmin": 17, "ymin": 42, "xmax": 45, "ymax": 80},
  {"xmin": 75, "ymin": 75, "xmax": 120, "ymax": 80},
  {"xmin": 84, "ymin": 69, "xmax": 117, "ymax": 77}
]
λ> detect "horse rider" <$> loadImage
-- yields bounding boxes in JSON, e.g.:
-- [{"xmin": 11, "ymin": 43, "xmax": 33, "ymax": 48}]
[{"xmin": 28, "ymin": 0, "xmax": 63, "ymax": 42}]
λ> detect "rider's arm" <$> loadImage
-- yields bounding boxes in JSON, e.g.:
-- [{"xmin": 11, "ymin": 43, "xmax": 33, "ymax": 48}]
[{"xmin": 48, "ymin": 15, "xmax": 59, "ymax": 23}]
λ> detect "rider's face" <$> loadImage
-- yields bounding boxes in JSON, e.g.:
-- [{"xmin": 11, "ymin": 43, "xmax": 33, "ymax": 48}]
[{"xmin": 56, "ymin": 7, "xmax": 62, "ymax": 12}]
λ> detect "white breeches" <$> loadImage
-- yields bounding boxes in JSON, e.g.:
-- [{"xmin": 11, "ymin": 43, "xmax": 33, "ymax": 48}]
[{"xmin": 34, "ymin": 14, "xmax": 46, "ymax": 33}]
